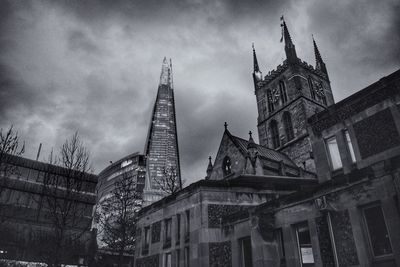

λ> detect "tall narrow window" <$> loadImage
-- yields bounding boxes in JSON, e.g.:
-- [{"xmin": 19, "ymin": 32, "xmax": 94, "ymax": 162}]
[
  {"xmin": 270, "ymin": 120, "xmax": 280, "ymax": 149},
  {"xmin": 266, "ymin": 89, "xmax": 274, "ymax": 112},
  {"xmin": 176, "ymin": 214, "xmax": 181, "ymax": 245},
  {"xmin": 363, "ymin": 204, "xmax": 393, "ymax": 257},
  {"xmin": 176, "ymin": 249, "xmax": 181, "ymax": 267},
  {"xmin": 165, "ymin": 253, "xmax": 172, "ymax": 267},
  {"xmin": 240, "ymin": 237, "xmax": 253, "ymax": 267},
  {"xmin": 344, "ymin": 130, "xmax": 356, "ymax": 163},
  {"xmin": 308, "ymin": 76, "xmax": 316, "ymax": 100},
  {"xmin": 185, "ymin": 210, "xmax": 190, "ymax": 242},
  {"xmin": 143, "ymin": 226, "xmax": 150, "ymax": 254},
  {"xmin": 325, "ymin": 136, "xmax": 342, "ymax": 170},
  {"xmin": 295, "ymin": 222, "xmax": 315, "ymax": 266},
  {"xmin": 164, "ymin": 218, "xmax": 172, "ymax": 247},
  {"xmin": 283, "ymin": 112, "xmax": 294, "ymax": 142},
  {"xmin": 184, "ymin": 247, "xmax": 190, "ymax": 267},
  {"xmin": 274, "ymin": 229, "xmax": 286, "ymax": 264},
  {"xmin": 279, "ymin": 81, "xmax": 288, "ymax": 104},
  {"xmin": 222, "ymin": 156, "xmax": 232, "ymax": 176}
]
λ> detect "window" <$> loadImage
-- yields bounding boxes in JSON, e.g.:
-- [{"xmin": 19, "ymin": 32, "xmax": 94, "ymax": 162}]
[
  {"xmin": 283, "ymin": 112, "xmax": 294, "ymax": 142},
  {"xmin": 325, "ymin": 136, "xmax": 342, "ymax": 170},
  {"xmin": 240, "ymin": 237, "xmax": 253, "ymax": 267},
  {"xmin": 308, "ymin": 76, "xmax": 316, "ymax": 100},
  {"xmin": 176, "ymin": 249, "xmax": 181, "ymax": 267},
  {"xmin": 267, "ymin": 89, "xmax": 274, "ymax": 112},
  {"xmin": 165, "ymin": 253, "xmax": 172, "ymax": 267},
  {"xmin": 363, "ymin": 204, "xmax": 393, "ymax": 257},
  {"xmin": 274, "ymin": 229, "xmax": 285, "ymax": 264},
  {"xmin": 295, "ymin": 223, "xmax": 314, "ymax": 266},
  {"xmin": 279, "ymin": 81, "xmax": 288, "ymax": 104},
  {"xmin": 270, "ymin": 120, "xmax": 280, "ymax": 149},
  {"xmin": 222, "ymin": 156, "xmax": 232, "ymax": 176},
  {"xmin": 184, "ymin": 247, "xmax": 190, "ymax": 267},
  {"xmin": 185, "ymin": 210, "xmax": 190, "ymax": 242},
  {"xmin": 344, "ymin": 130, "xmax": 356, "ymax": 163},
  {"xmin": 176, "ymin": 214, "xmax": 181, "ymax": 244},
  {"xmin": 143, "ymin": 226, "xmax": 150, "ymax": 254},
  {"xmin": 164, "ymin": 218, "xmax": 172, "ymax": 247}
]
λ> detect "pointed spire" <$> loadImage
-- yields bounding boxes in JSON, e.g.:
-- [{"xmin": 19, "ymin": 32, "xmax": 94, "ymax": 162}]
[
  {"xmin": 247, "ymin": 131, "xmax": 257, "ymax": 150},
  {"xmin": 169, "ymin": 58, "xmax": 174, "ymax": 89},
  {"xmin": 224, "ymin": 122, "xmax": 228, "ymax": 131},
  {"xmin": 206, "ymin": 156, "xmax": 213, "ymax": 179},
  {"xmin": 312, "ymin": 35, "xmax": 329, "ymax": 79},
  {"xmin": 252, "ymin": 43, "xmax": 263, "ymax": 87},
  {"xmin": 252, "ymin": 43, "xmax": 260, "ymax": 73},
  {"xmin": 280, "ymin": 16, "xmax": 297, "ymax": 64},
  {"xmin": 159, "ymin": 57, "xmax": 170, "ymax": 86}
]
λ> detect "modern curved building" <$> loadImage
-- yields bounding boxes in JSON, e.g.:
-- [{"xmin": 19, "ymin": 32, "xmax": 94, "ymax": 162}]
[{"xmin": 96, "ymin": 152, "xmax": 146, "ymax": 204}]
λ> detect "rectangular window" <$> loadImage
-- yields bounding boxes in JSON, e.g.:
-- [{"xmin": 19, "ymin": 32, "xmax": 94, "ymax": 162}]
[
  {"xmin": 165, "ymin": 218, "xmax": 172, "ymax": 247},
  {"xmin": 240, "ymin": 237, "xmax": 253, "ymax": 267},
  {"xmin": 144, "ymin": 227, "xmax": 150, "ymax": 246},
  {"xmin": 363, "ymin": 204, "xmax": 393, "ymax": 257},
  {"xmin": 295, "ymin": 222, "xmax": 314, "ymax": 266},
  {"xmin": 344, "ymin": 130, "xmax": 356, "ymax": 163},
  {"xmin": 176, "ymin": 214, "xmax": 181, "ymax": 244},
  {"xmin": 176, "ymin": 249, "xmax": 180, "ymax": 267},
  {"xmin": 325, "ymin": 136, "xmax": 343, "ymax": 170},
  {"xmin": 184, "ymin": 247, "xmax": 190, "ymax": 267},
  {"xmin": 165, "ymin": 253, "xmax": 172, "ymax": 267},
  {"xmin": 274, "ymin": 229, "xmax": 285, "ymax": 264},
  {"xmin": 143, "ymin": 226, "xmax": 150, "ymax": 255},
  {"xmin": 185, "ymin": 210, "xmax": 190, "ymax": 242}
]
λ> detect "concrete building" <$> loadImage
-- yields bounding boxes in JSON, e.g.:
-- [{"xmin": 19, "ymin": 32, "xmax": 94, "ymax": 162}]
[
  {"xmin": 144, "ymin": 57, "xmax": 182, "ymax": 205},
  {"xmin": 134, "ymin": 17, "xmax": 400, "ymax": 267},
  {"xmin": 0, "ymin": 154, "xmax": 97, "ymax": 265}
]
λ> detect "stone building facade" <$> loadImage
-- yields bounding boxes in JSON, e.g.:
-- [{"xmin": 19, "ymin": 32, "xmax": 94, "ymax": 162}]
[
  {"xmin": 0, "ymin": 154, "xmax": 97, "ymax": 265},
  {"xmin": 134, "ymin": 18, "xmax": 400, "ymax": 267}
]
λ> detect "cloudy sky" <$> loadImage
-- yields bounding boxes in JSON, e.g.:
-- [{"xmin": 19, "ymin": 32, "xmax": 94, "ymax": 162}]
[{"xmin": 1, "ymin": 0, "xmax": 399, "ymax": 184}]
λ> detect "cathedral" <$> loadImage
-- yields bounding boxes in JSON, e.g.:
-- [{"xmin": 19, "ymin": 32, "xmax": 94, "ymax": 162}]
[{"xmin": 134, "ymin": 18, "xmax": 400, "ymax": 267}]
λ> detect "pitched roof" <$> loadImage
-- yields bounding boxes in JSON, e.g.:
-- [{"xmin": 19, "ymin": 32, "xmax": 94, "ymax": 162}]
[{"xmin": 226, "ymin": 131, "xmax": 297, "ymax": 168}]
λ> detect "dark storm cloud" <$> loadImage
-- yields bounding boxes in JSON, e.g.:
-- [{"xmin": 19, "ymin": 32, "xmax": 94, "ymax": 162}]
[{"xmin": 0, "ymin": 0, "xmax": 399, "ymax": 183}]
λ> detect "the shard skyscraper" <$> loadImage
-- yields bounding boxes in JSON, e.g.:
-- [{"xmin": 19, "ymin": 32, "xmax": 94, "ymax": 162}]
[{"xmin": 143, "ymin": 57, "xmax": 182, "ymax": 205}]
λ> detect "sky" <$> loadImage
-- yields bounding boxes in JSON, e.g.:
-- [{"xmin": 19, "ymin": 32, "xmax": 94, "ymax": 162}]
[{"xmin": 0, "ymin": 0, "xmax": 399, "ymax": 184}]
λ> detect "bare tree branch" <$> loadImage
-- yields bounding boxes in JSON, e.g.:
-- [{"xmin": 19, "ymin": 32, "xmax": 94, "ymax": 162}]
[
  {"xmin": 153, "ymin": 165, "xmax": 183, "ymax": 195},
  {"xmin": 97, "ymin": 171, "xmax": 141, "ymax": 267}
]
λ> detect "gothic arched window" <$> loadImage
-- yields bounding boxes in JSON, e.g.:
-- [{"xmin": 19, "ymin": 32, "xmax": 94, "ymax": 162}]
[
  {"xmin": 283, "ymin": 112, "xmax": 294, "ymax": 142},
  {"xmin": 308, "ymin": 76, "xmax": 316, "ymax": 100},
  {"xmin": 279, "ymin": 81, "xmax": 288, "ymax": 104},
  {"xmin": 222, "ymin": 156, "xmax": 232, "ymax": 176},
  {"xmin": 270, "ymin": 120, "xmax": 280, "ymax": 149},
  {"xmin": 266, "ymin": 89, "xmax": 274, "ymax": 112}
]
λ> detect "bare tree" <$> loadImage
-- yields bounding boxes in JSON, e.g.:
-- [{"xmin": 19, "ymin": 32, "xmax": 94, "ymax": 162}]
[
  {"xmin": 0, "ymin": 125, "xmax": 25, "ymax": 222},
  {"xmin": 154, "ymin": 165, "xmax": 182, "ymax": 195},
  {"xmin": 41, "ymin": 132, "xmax": 94, "ymax": 267},
  {"xmin": 97, "ymin": 172, "xmax": 141, "ymax": 267}
]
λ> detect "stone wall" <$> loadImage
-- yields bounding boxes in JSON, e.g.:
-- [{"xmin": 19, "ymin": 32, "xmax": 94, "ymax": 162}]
[
  {"xmin": 209, "ymin": 133, "xmax": 246, "ymax": 180},
  {"xmin": 354, "ymin": 108, "xmax": 400, "ymax": 159},
  {"xmin": 331, "ymin": 210, "xmax": 359, "ymax": 266},
  {"xmin": 208, "ymin": 204, "xmax": 251, "ymax": 228},
  {"xmin": 209, "ymin": 241, "xmax": 232, "ymax": 267}
]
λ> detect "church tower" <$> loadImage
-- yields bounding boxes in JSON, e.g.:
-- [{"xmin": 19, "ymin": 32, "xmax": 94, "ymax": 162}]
[
  {"xmin": 253, "ymin": 17, "xmax": 334, "ymax": 172},
  {"xmin": 143, "ymin": 57, "xmax": 182, "ymax": 204}
]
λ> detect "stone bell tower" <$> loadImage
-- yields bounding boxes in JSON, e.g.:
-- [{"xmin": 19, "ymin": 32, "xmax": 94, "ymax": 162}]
[{"xmin": 253, "ymin": 17, "xmax": 334, "ymax": 172}]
